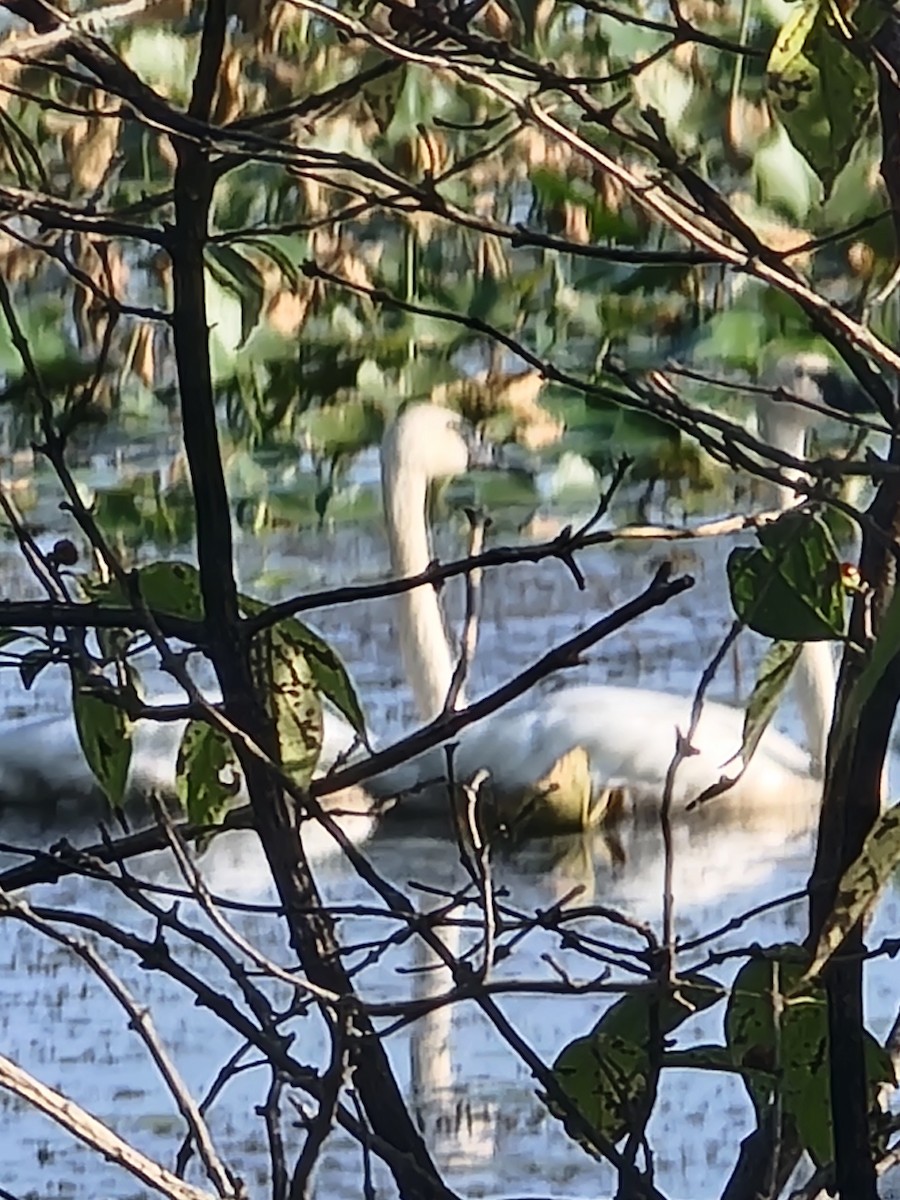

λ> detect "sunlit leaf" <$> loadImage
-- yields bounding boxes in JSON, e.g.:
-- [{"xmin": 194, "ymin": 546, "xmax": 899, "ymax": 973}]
[
  {"xmin": 804, "ymin": 800, "xmax": 900, "ymax": 984},
  {"xmin": 741, "ymin": 640, "xmax": 803, "ymax": 765},
  {"xmin": 634, "ymin": 59, "xmax": 695, "ymax": 133},
  {"xmin": 91, "ymin": 560, "xmax": 205, "ymax": 621},
  {"xmin": 205, "ymin": 268, "xmax": 247, "ymax": 381},
  {"xmin": 71, "ymin": 669, "xmax": 133, "ymax": 809},
  {"xmin": 385, "ymin": 67, "xmax": 430, "ymax": 144},
  {"xmin": 122, "ymin": 26, "xmax": 196, "ymax": 99},
  {"xmin": 752, "ymin": 123, "xmax": 821, "ymax": 222},
  {"xmin": 176, "ymin": 718, "xmax": 241, "ymax": 825},
  {"xmin": 298, "ymin": 399, "xmax": 384, "ymax": 457},
  {"xmin": 766, "ymin": 0, "xmax": 877, "ymax": 193},
  {"xmin": 693, "ymin": 309, "xmax": 768, "ymax": 369},
  {"xmin": 549, "ymin": 977, "xmax": 721, "ymax": 1148},
  {"xmin": 727, "ymin": 513, "xmax": 845, "ymax": 640}
]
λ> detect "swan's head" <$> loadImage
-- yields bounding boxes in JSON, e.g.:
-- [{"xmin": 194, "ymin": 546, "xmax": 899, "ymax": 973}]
[
  {"xmin": 382, "ymin": 403, "xmax": 492, "ymax": 483},
  {"xmin": 757, "ymin": 353, "xmax": 873, "ymax": 509}
]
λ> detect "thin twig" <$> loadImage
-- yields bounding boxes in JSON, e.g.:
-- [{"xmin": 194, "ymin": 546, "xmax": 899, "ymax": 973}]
[
  {"xmin": 0, "ymin": 1054, "xmax": 218, "ymax": 1200},
  {"xmin": 0, "ymin": 889, "xmax": 239, "ymax": 1198},
  {"xmin": 443, "ymin": 508, "xmax": 488, "ymax": 712}
]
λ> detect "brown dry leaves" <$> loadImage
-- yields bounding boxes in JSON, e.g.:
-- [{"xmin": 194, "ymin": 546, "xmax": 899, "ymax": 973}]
[
  {"xmin": 63, "ymin": 113, "xmax": 121, "ymax": 195},
  {"xmin": 128, "ymin": 324, "xmax": 156, "ymax": 389},
  {"xmin": 0, "ymin": 232, "xmax": 41, "ymax": 286},
  {"xmin": 433, "ymin": 369, "xmax": 563, "ymax": 450},
  {"xmin": 724, "ymin": 96, "xmax": 773, "ymax": 165},
  {"xmin": 72, "ymin": 235, "xmax": 129, "ymax": 350}
]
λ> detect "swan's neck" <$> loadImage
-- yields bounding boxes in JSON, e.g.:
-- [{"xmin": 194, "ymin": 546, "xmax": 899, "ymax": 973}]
[
  {"xmin": 758, "ymin": 404, "xmax": 837, "ymax": 770},
  {"xmin": 794, "ymin": 640, "xmax": 836, "ymax": 775},
  {"xmin": 758, "ymin": 405, "xmax": 809, "ymax": 508},
  {"xmin": 382, "ymin": 455, "xmax": 459, "ymax": 722}
]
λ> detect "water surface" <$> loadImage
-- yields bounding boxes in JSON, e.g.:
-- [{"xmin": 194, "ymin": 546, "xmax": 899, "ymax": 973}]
[{"xmin": 0, "ymin": 431, "xmax": 896, "ymax": 1200}]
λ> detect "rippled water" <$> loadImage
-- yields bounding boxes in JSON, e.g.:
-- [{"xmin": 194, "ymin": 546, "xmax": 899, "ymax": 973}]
[{"xmin": 0, "ymin": 438, "xmax": 897, "ymax": 1200}]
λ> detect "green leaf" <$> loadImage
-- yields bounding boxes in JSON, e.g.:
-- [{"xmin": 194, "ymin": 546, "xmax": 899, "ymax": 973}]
[
  {"xmin": 693, "ymin": 309, "xmax": 768, "ymax": 369},
  {"xmin": 90, "ymin": 561, "xmax": 205, "ymax": 621},
  {"xmin": 804, "ymin": 800, "xmax": 900, "ymax": 984},
  {"xmin": 298, "ymin": 399, "xmax": 384, "ymax": 457},
  {"xmin": 250, "ymin": 620, "xmax": 324, "ymax": 784},
  {"xmin": 71, "ymin": 670, "xmax": 133, "ymax": 809},
  {"xmin": 727, "ymin": 513, "xmax": 845, "ymax": 640},
  {"xmin": 205, "ymin": 270, "xmax": 244, "ymax": 381},
  {"xmin": 635, "ymin": 59, "xmax": 695, "ymax": 132},
  {"xmin": 385, "ymin": 66, "xmax": 430, "ymax": 144},
  {"xmin": 766, "ymin": 0, "xmax": 876, "ymax": 194},
  {"xmin": 753, "ymin": 123, "xmax": 821, "ymax": 222},
  {"xmin": 122, "ymin": 27, "xmax": 195, "ymax": 99},
  {"xmin": 89, "ymin": 568, "xmax": 365, "ymax": 744},
  {"xmin": 133, "ymin": 561, "xmax": 205, "ymax": 618},
  {"xmin": 726, "ymin": 947, "xmax": 894, "ymax": 1165},
  {"xmin": 205, "ymin": 245, "xmax": 265, "ymax": 347},
  {"xmin": 360, "ymin": 56, "xmax": 407, "ymax": 136},
  {"xmin": 726, "ymin": 951, "xmax": 788, "ymax": 1122},
  {"xmin": 176, "ymin": 719, "xmax": 241, "ymax": 825},
  {"xmin": 741, "ymin": 640, "xmax": 803, "ymax": 764},
  {"xmin": 240, "ymin": 597, "xmax": 367, "ymax": 742},
  {"xmin": 549, "ymin": 977, "xmax": 721, "ymax": 1147}
]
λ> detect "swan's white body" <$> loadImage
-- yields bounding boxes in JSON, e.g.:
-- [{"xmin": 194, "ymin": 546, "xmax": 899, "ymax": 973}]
[
  {"xmin": 0, "ymin": 693, "xmax": 366, "ymax": 813},
  {"xmin": 398, "ymin": 684, "xmax": 822, "ymax": 817},
  {"xmin": 0, "ymin": 358, "xmax": 840, "ymax": 825}
]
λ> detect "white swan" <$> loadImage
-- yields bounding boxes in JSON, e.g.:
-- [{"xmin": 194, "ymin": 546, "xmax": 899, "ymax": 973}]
[
  {"xmin": 371, "ymin": 391, "xmax": 839, "ymax": 827},
  {"xmin": 0, "ymin": 356, "xmax": 846, "ymax": 829}
]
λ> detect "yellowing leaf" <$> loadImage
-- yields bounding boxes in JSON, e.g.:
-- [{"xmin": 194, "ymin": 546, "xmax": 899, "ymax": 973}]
[
  {"xmin": 240, "ymin": 599, "xmax": 368, "ymax": 742},
  {"xmin": 63, "ymin": 116, "xmax": 121, "ymax": 193},
  {"xmin": 433, "ymin": 369, "xmax": 563, "ymax": 450},
  {"xmin": 71, "ymin": 670, "xmax": 133, "ymax": 810},
  {"xmin": 176, "ymin": 719, "xmax": 241, "ymax": 826},
  {"xmin": 741, "ymin": 641, "xmax": 803, "ymax": 765},
  {"xmin": 131, "ymin": 324, "xmax": 156, "ymax": 389},
  {"xmin": 250, "ymin": 621, "xmax": 323, "ymax": 786},
  {"xmin": 766, "ymin": 0, "xmax": 876, "ymax": 193}
]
